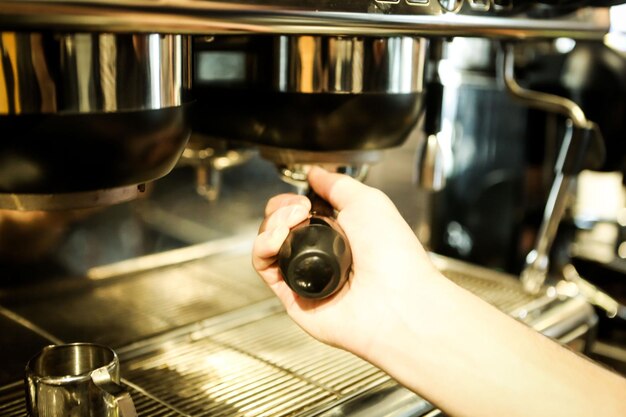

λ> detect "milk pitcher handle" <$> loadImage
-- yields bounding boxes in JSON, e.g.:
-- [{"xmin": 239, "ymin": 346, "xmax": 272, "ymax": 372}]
[{"xmin": 91, "ymin": 368, "xmax": 138, "ymax": 417}]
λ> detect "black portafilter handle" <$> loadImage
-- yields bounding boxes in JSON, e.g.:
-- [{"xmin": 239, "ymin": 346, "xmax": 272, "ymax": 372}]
[{"xmin": 278, "ymin": 191, "xmax": 352, "ymax": 299}]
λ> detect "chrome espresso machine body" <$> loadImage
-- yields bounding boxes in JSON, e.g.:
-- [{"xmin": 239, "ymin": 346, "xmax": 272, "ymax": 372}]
[{"xmin": 0, "ymin": 1, "xmax": 624, "ymax": 416}]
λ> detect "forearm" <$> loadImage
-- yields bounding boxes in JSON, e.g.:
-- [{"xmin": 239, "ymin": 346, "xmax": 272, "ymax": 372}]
[
  {"xmin": 254, "ymin": 171, "xmax": 626, "ymax": 416},
  {"xmin": 362, "ymin": 274, "xmax": 626, "ymax": 417}
]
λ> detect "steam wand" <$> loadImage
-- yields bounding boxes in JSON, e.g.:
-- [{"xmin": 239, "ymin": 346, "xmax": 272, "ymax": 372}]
[{"xmin": 500, "ymin": 43, "xmax": 605, "ymax": 294}]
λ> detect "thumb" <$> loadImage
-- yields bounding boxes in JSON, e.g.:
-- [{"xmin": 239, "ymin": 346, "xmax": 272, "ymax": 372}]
[{"xmin": 308, "ymin": 166, "xmax": 372, "ymax": 211}]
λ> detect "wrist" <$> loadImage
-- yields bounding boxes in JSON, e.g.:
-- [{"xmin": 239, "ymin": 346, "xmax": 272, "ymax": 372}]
[{"xmin": 352, "ymin": 268, "xmax": 457, "ymax": 369}]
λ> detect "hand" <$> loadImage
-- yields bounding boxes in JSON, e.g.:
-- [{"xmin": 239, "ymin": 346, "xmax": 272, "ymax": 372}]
[
  {"xmin": 252, "ymin": 166, "xmax": 444, "ymax": 359},
  {"xmin": 254, "ymin": 168, "xmax": 626, "ymax": 417}
]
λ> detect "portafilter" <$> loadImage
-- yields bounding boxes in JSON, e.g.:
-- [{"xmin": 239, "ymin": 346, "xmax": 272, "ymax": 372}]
[{"xmin": 192, "ymin": 34, "xmax": 427, "ymax": 298}]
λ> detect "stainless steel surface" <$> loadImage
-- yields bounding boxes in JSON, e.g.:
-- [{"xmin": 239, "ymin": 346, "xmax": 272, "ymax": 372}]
[
  {"xmin": 259, "ymin": 147, "xmax": 385, "ymax": 168},
  {"xmin": 311, "ymin": 380, "xmax": 433, "ymax": 417},
  {"xmin": 121, "ymin": 310, "xmax": 393, "ymax": 417},
  {"xmin": 439, "ymin": 0, "xmax": 462, "ymax": 13},
  {"xmin": 25, "ymin": 343, "xmax": 137, "ymax": 417},
  {"xmin": 0, "ymin": 1, "xmax": 610, "ymax": 39},
  {"xmin": 192, "ymin": 34, "xmax": 424, "ymax": 153},
  {"xmin": 86, "ymin": 235, "xmax": 252, "ymax": 281},
  {"xmin": 432, "ymin": 253, "xmax": 596, "ymax": 348},
  {"xmin": 529, "ymin": 294, "xmax": 596, "ymax": 344},
  {"xmin": 0, "ymin": 242, "xmax": 596, "ymax": 416},
  {"xmin": 0, "ymin": 249, "xmax": 274, "ymax": 348},
  {"xmin": 0, "ymin": 32, "xmax": 183, "ymax": 115},
  {"xmin": 431, "ymin": 253, "xmax": 543, "ymax": 315},
  {"xmin": 1, "ymin": 381, "xmax": 181, "ymax": 417},
  {"xmin": 502, "ymin": 44, "xmax": 592, "ymax": 130},
  {"xmin": 131, "ymin": 158, "xmax": 292, "ymax": 246},
  {"xmin": 0, "ymin": 185, "xmax": 145, "ymax": 211},
  {"xmin": 559, "ymin": 264, "xmax": 626, "ymax": 320},
  {"xmin": 0, "ymin": 145, "xmax": 600, "ymax": 414},
  {"xmin": 521, "ymin": 171, "xmax": 573, "ymax": 294},
  {"xmin": 179, "ymin": 136, "xmax": 256, "ymax": 201},
  {"xmin": 0, "ymin": 309, "xmax": 56, "ymax": 387},
  {"xmin": 415, "ymin": 134, "xmax": 446, "ymax": 192},
  {"xmin": 5, "ymin": 255, "xmax": 416, "ymax": 416},
  {"xmin": 0, "ymin": 384, "xmax": 25, "ymax": 417},
  {"xmin": 277, "ymin": 164, "xmax": 370, "ymax": 192},
  {"xmin": 257, "ymin": 149, "xmax": 377, "ymax": 191},
  {"xmin": 413, "ymin": 133, "xmax": 446, "ymax": 249},
  {"xmin": 0, "ymin": 30, "xmax": 189, "ymax": 199},
  {"xmin": 502, "ymin": 44, "xmax": 593, "ymax": 294},
  {"xmin": 273, "ymin": 36, "xmax": 425, "ymax": 94}
]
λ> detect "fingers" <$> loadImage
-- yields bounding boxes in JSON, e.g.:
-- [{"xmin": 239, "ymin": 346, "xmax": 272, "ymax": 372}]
[
  {"xmin": 254, "ymin": 203, "xmax": 311, "ymax": 272},
  {"xmin": 265, "ymin": 194, "xmax": 310, "ymax": 217},
  {"xmin": 307, "ymin": 166, "xmax": 373, "ymax": 211},
  {"xmin": 252, "ymin": 225, "xmax": 290, "ymax": 273},
  {"xmin": 265, "ymin": 168, "xmax": 375, "ymax": 216},
  {"xmin": 259, "ymin": 204, "xmax": 310, "ymax": 233}
]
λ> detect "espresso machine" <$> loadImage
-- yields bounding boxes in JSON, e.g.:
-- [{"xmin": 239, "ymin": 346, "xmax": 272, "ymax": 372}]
[{"xmin": 0, "ymin": 1, "xmax": 624, "ymax": 416}]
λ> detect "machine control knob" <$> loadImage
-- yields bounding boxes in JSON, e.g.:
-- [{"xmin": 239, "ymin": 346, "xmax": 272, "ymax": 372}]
[{"xmin": 278, "ymin": 193, "xmax": 352, "ymax": 299}]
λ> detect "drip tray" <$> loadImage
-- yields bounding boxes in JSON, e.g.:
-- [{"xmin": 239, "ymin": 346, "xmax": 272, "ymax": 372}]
[
  {"xmin": 0, "ymin": 244, "xmax": 596, "ymax": 417},
  {"xmin": 0, "ymin": 243, "xmax": 273, "ymax": 348},
  {"xmin": 121, "ymin": 311, "xmax": 391, "ymax": 417},
  {"xmin": 0, "ymin": 242, "xmax": 429, "ymax": 417},
  {"xmin": 0, "ymin": 381, "xmax": 182, "ymax": 417}
]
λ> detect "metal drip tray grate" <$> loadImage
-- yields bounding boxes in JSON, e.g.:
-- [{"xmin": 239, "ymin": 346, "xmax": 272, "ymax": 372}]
[
  {"xmin": 209, "ymin": 314, "xmax": 387, "ymax": 395},
  {"xmin": 0, "ymin": 385, "xmax": 25, "ymax": 417},
  {"xmin": 122, "ymin": 312, "xmax": 390, "ymax": 417},
  {"xmin": 432, "ymin": 254, "xmax": 540, "ymax": 314},
  {"xmin": 443, "ymin": 270, "xmax": 538, "ymax": 313},
  {"xmin": 0, "ymin": 382, "xmax": 182, "ymax": 417},
  {"xmin": 0, "ymin": 248, "xmax": 592, "ymax": 417},
  {"xmin": 0, "ymin": 247, "xmax": 273, "ymax": 348}
]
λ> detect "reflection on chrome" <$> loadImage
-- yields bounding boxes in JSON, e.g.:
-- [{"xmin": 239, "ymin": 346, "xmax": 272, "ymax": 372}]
[
  {"xmin": 275, "ymin": 36, "xmax": 425, "ymax": 94},
  {"xmin": 0, "ymin": 32, "xmax": 183, "ymax": 115}
]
